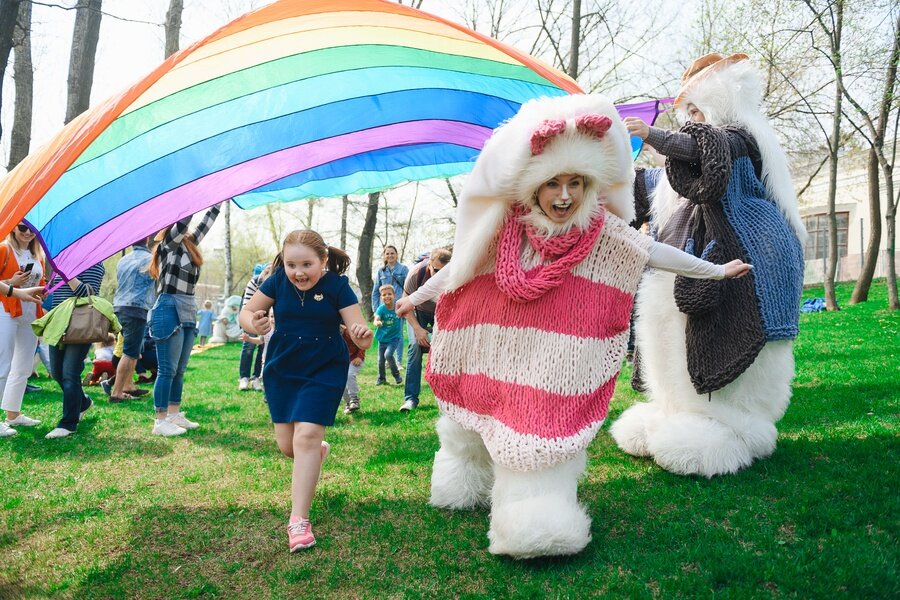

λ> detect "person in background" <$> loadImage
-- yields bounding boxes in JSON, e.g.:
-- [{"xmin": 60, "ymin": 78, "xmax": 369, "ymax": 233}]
[
  {"xmin": 85, "ymin": 334, "xmax": 116, "ymax": 385},
  {"xmin": 44, "ymin": 263, "xmax": 106, "ymax": 439},
  {"xmin": 106, "ymin": 238, "xmax": 156, "ymax": 403},
  {"xmin": 147, "ymin": 203, "xmax": 221, "ymax": 437},
  {"xmin": 373, "ymin": 284, "xmax": 402, "ymax": 386},
  {"xmin": 399, "ymin": 248, "xmax": 451, "ymax": 412},
  {"xmin": 238, "ymin": 264, "xmax": 271, "ymax": 391},
  {"xmin": 341, "ymin": 324, "xmax": 366, "ymax": 414},
  {"xmin": 0, "ymin": 223, "xmax": 47, "ymax": 438},
  {"xmin": 135, "ymin": 326, "xmax": 157, "ymax": 385},
  {"xmin": 196, "ymin": 300, "xmax": 215, "ymax": 347},
  {"xmin": 371, "ymin": 245, "xmax": 408, "ymax": 370}
]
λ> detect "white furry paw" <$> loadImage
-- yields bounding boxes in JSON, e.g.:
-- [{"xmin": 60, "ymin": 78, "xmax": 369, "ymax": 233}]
[
  {"xmin": 488, "ymin": 496, "xmax": 591, "ymax": 559},
  {"xmin": 609, "ymin": 402, "xmax": 661, "ymax": 457},
  {"xmin": 430, "ymin": 447, "xmax": 493, "ymax": 509},
  {"xmin": 646, "ymin": 413, "xmax": 777, "ymax": 478}
]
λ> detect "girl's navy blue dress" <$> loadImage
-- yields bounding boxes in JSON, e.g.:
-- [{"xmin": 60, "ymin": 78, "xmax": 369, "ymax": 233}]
[{"xmin": 259, "ymin": 268, "xmax": 359, "ymax": 425}]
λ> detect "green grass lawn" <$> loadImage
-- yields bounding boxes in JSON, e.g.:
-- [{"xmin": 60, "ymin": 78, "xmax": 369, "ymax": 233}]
[{"xmin": 1, "ymin": 280, "xmax": 897, "ymax": 599}]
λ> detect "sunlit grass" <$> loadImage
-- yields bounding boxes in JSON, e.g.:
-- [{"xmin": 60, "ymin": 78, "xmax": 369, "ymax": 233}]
[{"xmin": 1, "ymin": 280, "xmax": 897, "ymax": 598}]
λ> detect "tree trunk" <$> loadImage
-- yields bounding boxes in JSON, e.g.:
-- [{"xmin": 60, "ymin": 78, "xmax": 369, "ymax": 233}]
[
  {"xmin": 7, "ymin": 0, "xmax": 32, "ymax": 170},
  {"xmin": 264, "ymin": 205, "xmax": 281, "ymax": 250},
  {"xmin": 887, "ymin": 207, "xmax": 899, "ymax": 309},
  {"xmin": 400, "ymin": 185, "xmax": 418, "ymax": 263},
  {"xmin": 823, "ymin": 2, "xmax": 843, "ymax": 311},
  {"xmin": 340, "ymin": 195, "xmax": 349, "ymax": 249},
  {"xmin": 356, "ymin": 192, "xmax": 379, "ymax": 320},
  {"xmin": 65, "ymin": 0, "xmax": 102, "ymax": 125},
  {"xmin": 567, "ymin": 0, "xmax": 581, "ymax": 79},
  {"xmin": 164, "ymin": 0, "xmax": 183, "ymax": 59},
  {"xmin": 304, "ymin": 198, "xmax": 316, "ymax": 230},
  {"xmin": 851, "ymin": 149, "xmax": 882, "ymax": 304},
  {"xmin": 223, "ymin": 202, "xmax": 232, "ymax": 297},
  {"xmin": 846, "ymin": 13, "xmax": 899, "ymax": 306},
  {"xmin": 0, "ymin": 0, "xmax": 21, "ymax": 141},
  {"xmin": 383, "ymin": 193, "xmax": 389, "ymax": 246}
]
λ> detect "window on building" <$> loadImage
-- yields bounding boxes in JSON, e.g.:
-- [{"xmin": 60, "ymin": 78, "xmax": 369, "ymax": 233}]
[{"xmin": 802, "ymin": 212, "xmax": 848, "ymax": 260}]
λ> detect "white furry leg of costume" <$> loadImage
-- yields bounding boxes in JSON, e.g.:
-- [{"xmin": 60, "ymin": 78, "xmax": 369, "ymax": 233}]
[
  {"xmin": 640, "ymin": 342, "xmax": 795, "ymax": 478},
  {"xmin": 626, "ymin": 270, "xmax": 794, "ymax": 478},
  {"xmin": 429, "ymin": 415, "xmax": 494, "ymax": 509},
  {"xmin": 645, "ymin": 411, "xmax": 777, "ymax": 477},
  {"xmin": 609, "ymin": 401, "xmax": 663, "ymax": 457},
  {"xmin": 488, "ymin": 451, "xmax": 591, "ymax": 559}
]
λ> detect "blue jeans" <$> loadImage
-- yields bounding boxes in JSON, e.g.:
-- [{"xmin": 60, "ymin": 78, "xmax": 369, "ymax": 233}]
[
  {"xmin": 117, "ymin": 313, "xmax": 147, "ymax": 359},
  {"xmin": 49, "ymin": 343, "xmax": 92, "ymax": 431},
  {"xmin": 150, "ymin": 305, "xmax": 197, "ymax": 412},
  {"xmin": 394, "ymin": 332, "xmax": 404, "ymax": 367},
  {"xmin": 378, "ymin": 337, "xmax": 402, "ymax": 383},
  {"xmin": 403, "ymin": 311, "xmax": 432, "ymax": 406},
  {"xmin": 239, "ymin": 339, "xmax": 264, "ymax": 379}
]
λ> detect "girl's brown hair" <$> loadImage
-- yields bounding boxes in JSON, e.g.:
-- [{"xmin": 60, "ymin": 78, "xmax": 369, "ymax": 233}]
[
  {"xmin": 272, "ymin": 230, "xmax": 351, "ymax": 275},
  {"xmin": 148, "ymin": 227, "xmax": 204, "ymax": 279}
]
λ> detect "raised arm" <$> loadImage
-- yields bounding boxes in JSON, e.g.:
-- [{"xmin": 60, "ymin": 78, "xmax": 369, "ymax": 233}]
[
  {"xmin": 395, "ymin": 263, "xmax": 451, "ymax": 317},
  {"xmin": 0, "ymin": 281, "xmax": 44, "ymax": 303},
  {"xmin": 648, "ymin": 241, "xmax": 750, "ymax": 279},
  {"xmin": 190, "ymin": 203, "xmax": 223, "ymax": 245}
]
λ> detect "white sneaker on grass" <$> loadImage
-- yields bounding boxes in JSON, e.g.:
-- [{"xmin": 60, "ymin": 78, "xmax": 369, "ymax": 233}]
[
  {"xmin": 6, "ymin": 414, "xmax": 41, "ymax": 427},
  {"xmin": 238, "ymin": 377, "xmax": 250, "ymax": 391},
  {"xmin": 45, "ymin": 427, "xmax": 73, "ymax": 439},
  {"xmin": 251, "ymin": 377, "xmax": 263, "ymax": 391},
  {"xmin": 167, "ymin": 412, "xmax": 198, "ymax": 430},
  {"xmin": 152, "ymin": 419, "xmax": 186, "ymax": 437},
  {"xmin": 0, "ymin": 423, "xmax": 18, "ymax": 437}
]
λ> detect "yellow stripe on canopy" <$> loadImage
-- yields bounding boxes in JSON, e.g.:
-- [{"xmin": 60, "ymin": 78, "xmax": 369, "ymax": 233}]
[
  {"xmin": 175, "ymin": 11, "xmax": 479, "ymax": 68},
  {"xmin": 125, "ymin": 26, "xmax": 519, "ymax": 115}
]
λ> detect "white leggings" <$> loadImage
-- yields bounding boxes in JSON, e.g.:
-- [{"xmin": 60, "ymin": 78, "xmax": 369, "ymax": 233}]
[{"xmin": 0, "ymin": 304, "xmax": 39, "ymax": 414}]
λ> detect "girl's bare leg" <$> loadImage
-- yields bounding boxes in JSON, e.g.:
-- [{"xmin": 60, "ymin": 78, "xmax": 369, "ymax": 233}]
[{"xmin": 290, "ymin": 422, "xmax": 325, "ymax": 519}]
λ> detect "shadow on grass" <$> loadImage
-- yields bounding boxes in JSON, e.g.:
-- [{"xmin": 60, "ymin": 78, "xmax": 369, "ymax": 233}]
[{"xmin": 1, "ymin": 415, "xmax": 177, "ymax": 462}]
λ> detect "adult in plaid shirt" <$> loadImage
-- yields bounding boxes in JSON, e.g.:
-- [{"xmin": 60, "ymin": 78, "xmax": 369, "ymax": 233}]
[{"xmin": 147, "ymin": 203, "xmax": 222, "ymax": 436}]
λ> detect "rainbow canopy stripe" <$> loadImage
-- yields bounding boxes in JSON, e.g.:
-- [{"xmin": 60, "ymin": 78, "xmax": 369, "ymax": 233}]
[{"xmin": 0, "ymin": 0, "xmax": 580, "ymax": 280}]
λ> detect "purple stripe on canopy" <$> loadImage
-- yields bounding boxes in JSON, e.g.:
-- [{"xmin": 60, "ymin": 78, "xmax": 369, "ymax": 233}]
[
  {"xmin": 615, "ymin": 98, "xmax": 673, "ymax": 125},
  {"xmin": 54, "ymin": 119, "xmax": 491, "ymax": 278}
]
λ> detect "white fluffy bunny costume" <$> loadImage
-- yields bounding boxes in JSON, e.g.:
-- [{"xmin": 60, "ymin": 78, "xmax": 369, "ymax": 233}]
[
  {"xmin": 425, "ymin": 94, "xmax": 653, "ymax": 559},
  {"xmin": 609, "ymin": 54, "xmax": 807, "ymax": 478}
]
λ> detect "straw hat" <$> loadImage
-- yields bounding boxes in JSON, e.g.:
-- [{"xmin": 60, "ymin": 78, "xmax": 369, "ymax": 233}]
[{"xmin": 674, "ymin": 52, "xmax": 749, "ymax": 108}]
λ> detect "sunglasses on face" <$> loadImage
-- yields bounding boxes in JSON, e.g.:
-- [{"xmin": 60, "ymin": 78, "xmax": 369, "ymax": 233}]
[{"xmin": 16, "ymin": 224, "xmax": 31, "ymax": 233}]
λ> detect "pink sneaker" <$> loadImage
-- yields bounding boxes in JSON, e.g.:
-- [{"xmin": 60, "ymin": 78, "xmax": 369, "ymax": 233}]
[
  {"xmin": 288, "ymin": 515, "xmax": 315, "ymax": 551},
  {"xmin": 321, "ymin": 441, "xmax": 330, "ymax": 463}
]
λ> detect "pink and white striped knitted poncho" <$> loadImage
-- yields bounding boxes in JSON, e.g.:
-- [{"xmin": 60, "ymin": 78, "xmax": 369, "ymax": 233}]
[{"xmin": 426, "ymin": 209, "xmax": 653, "ymax": 472}]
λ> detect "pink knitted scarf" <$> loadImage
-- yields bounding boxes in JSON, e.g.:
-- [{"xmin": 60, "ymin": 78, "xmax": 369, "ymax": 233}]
[{"xmin": 494, "ymin": 204, "xmax": 606, "ymax": 302}]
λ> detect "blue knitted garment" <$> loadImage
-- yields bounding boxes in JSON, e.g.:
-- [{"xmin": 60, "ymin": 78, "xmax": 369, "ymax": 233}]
[{"xmin": 722, "ymin": 157, "xmax": 804, "ymax": 340}]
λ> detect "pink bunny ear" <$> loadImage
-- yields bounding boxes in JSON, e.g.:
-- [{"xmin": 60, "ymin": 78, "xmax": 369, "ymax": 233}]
[
  {"xmin": 530, "ymin": 118, "xmax": 567, "ymax": 155},
  {"xmin": 575, "ymin": 114, "xmax": 612, "ymax": 140}
]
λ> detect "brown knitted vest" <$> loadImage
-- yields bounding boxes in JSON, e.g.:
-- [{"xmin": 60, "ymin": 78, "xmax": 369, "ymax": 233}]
[{"xmin": 665, "ymin": 123, "xmax": 766, "ymax": 394}]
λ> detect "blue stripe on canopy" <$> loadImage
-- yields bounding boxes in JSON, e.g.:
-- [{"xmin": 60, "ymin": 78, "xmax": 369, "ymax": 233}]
[{"xmin": 32, "ymin": 89, "xmax": 518, "ymax": 255}]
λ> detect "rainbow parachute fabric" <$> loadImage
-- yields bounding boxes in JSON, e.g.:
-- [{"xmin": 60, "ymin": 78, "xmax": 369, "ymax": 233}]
[{"xmin": 0, "ymin": 0, "xmax": 580, "ymax": 280}]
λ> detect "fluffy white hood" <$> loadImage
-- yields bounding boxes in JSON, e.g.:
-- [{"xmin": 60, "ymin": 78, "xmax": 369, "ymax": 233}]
[
  {"xmin": 678, "ymin": 60, "xmax": 807, "ymax": 243},
  {"xmin": 447, "ymin": 94, "xmax": 635, "ymax": 290}
]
